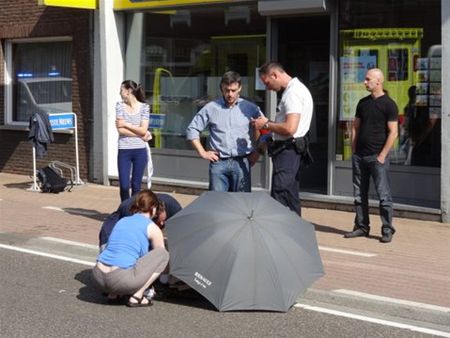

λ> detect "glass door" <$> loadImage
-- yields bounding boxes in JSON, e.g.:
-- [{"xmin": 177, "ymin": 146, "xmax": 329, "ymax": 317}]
[{"xmin": 276, "ymin": 16, "xmax": 331, "ymax": 194}]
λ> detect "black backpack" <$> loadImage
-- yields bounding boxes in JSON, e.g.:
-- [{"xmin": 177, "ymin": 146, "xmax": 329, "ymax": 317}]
[{"xmin": 37, "ymin": 166, "xmax": 73, "ymax": 193}]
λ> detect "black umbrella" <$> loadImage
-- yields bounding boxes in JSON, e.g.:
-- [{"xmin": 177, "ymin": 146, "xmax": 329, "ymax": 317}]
[{"xmin": 165, "ymin": 191, "xmax": 324, "ymax": 312}]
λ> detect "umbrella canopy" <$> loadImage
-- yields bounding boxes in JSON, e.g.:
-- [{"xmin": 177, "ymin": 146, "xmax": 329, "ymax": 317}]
[{"xmin": 165, "ymin": 191, "xmax": 324, "ymax": 312}]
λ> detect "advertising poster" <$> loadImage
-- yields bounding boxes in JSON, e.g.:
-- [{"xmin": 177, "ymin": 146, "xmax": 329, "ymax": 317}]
[{"xmin": 339, "ymin": 56, "xmax": 376, "ymax": 121}]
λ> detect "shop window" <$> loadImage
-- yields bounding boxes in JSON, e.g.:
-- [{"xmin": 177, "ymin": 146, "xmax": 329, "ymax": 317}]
[
  {"xmin": 125, "ymin": 6, "xmax": 265, "ymax": 150},
  {"xmin": 337, "ymin": 0, "xmax": 441, "ymax": 167},
  {"xmin": 4, "ymin": 39, "xmax": 72, "ymax": 125}
]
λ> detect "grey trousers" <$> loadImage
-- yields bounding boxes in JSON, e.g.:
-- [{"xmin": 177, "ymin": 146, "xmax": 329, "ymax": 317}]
[{"xmin": 92, "ymin": 247, "xmax": 169, "ymax": 295}]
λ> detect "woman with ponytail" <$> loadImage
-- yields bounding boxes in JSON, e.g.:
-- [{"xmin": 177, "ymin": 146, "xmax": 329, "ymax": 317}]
[{"xmin": 116, "ymin": 80, "xmax": 152, "ymax": 201}]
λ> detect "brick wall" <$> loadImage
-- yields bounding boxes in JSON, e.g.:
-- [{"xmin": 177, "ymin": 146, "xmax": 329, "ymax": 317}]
[{"xmin": 0, "ymin": 1, "xmax": 92, "ymax": 181}]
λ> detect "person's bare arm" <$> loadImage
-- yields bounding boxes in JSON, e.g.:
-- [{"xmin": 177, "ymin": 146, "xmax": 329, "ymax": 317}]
[
  {"xmin": 377, "ymin": 120, "xmax": 398, "ymax": 163},
  {"xmin": 148, "ymin": 222, "xmax": 165, "ymax": 249},
  {"xmin": 116, "ymin": 118, "xmax": 149, "ymax": 137},
  {"xmin": 351, "ymin": 118, "xmax": 360, "ymax": 153},
  {"xmin": 117, "ymin": 126, "xmax": 140, "ymax": 137},
  {"xmin": 252, "ymin": 113, "xmax": 300, "ymax": 137},
  {"xmin": 191, "ymin": 139, "xmax": 219, "ymax": 162}
]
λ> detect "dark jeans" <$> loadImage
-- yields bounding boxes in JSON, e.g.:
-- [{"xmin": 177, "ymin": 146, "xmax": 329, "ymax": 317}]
[
  {"xmin": 352, "ymin": 154, "xmax": 395, "ymax": 235},
  {"xmin": 209, "ymin": 156, "xmax": 251, "ymax": 192},
  {"xmin": 118, "ymin": 148, "xmax": 148, "ymax": 202},
  {"xmin": 271, "ymin": 148, "xmax": 301, "ymax": 215}
]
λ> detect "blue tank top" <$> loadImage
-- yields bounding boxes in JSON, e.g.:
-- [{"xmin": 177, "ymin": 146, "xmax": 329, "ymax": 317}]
[{"xmin": 98, "ymin": 213, "xmax": 151, "ymax": 269}]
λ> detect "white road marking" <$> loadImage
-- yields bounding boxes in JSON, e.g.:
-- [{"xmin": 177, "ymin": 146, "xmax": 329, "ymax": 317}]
[
  {"xmin": 334, "ymin": 289, "xmax": 450, "ymax": 313},
  {"xmin": 294, "ymin": 303, "xmax": 450, "ymax": 337},
  {"xmin": 1, "ymin": 242, "xmax": 448, "ymax": 336},
  {"xmin": 0, "ymin": 244, "xmax": 94, "ymax": 267},
  {"xmin": 42, "ymin": 206, "xmax": 98, "ymax": 216},
  {"xmin": 318, "ymin": 246, "xmax": 376, "ymax": 257},
  {"xmin": 40, "ymin": 236, "xmax": 99, "ymax": 250}
]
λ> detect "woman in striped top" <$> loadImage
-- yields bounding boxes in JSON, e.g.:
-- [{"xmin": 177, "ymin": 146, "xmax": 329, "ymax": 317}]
[{"xmin": 116, "ymin": 80, "xmax": 151, "ymax": 201}]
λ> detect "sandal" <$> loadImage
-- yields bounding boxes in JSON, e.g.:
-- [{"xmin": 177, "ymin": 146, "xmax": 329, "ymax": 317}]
[{"xmin": 126, "ymin": 295, "xmax": 153, "ymax": 308}]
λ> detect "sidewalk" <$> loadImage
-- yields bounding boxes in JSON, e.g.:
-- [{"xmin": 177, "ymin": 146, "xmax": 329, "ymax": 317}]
[{"xmin": 1, "ymin": 173, "xmax": 449, "ymax": 309}]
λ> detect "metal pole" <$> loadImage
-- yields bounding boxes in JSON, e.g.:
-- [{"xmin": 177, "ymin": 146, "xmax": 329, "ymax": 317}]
[
  {"xmin": 73, "ymin": 113, "xmax": 84, "ymax": 185},
  {"xmin": 28, "ymin": 146, "xmax": 40, "ymax": 192}
]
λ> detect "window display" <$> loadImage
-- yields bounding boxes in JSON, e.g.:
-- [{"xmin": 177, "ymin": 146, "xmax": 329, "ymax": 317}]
[
  {"xmin": 125, "ymin": 6, "xmax": 265, "ymax": 150},
  {"xmin": 6, "ymin": 40, "xmax": 72, "ymax": 124},
  {"xmin": 337, "ymin": 0, "xmax": 441, "ymax": 167}
]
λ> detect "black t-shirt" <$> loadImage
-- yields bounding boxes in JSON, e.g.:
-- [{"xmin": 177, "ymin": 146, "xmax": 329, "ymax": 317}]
[{"xmin": 355, "ymin": 94, "xmax": 398, "ymax": 156}]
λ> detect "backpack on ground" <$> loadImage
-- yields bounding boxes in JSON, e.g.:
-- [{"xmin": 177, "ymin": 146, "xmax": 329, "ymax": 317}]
[{"xmin": 37, "ymin": 166, "xmax": 73, "ymax": 193}]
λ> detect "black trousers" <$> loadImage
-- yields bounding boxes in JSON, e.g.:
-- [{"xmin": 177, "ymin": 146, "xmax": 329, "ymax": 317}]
[{"xmin": 271, "ymin": 147, "xmax": 301, "ymax": 216}]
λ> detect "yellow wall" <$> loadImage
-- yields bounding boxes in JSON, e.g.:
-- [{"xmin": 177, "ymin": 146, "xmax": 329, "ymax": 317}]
[
  {"xmin": 41, "ymin": 0, "xmax": 98, "ymax": 9},
  {"xmin": 113, "ymin": 0, "xmax": 233, "ymax": 10}
]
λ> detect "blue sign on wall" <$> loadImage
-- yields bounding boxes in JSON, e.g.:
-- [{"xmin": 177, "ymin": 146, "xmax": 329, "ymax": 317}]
[
  {"xmin": 49, "ymin": 113, "xmax": 75, "ymax": 130},
  {"xmin": 150, "ymin": 113, "xmax": 166, "ymax": 129}
]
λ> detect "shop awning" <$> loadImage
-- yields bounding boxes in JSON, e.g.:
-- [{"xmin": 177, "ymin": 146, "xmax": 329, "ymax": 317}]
[
  {"xmin": 39, "ymin": 0, "xmax": 98, "ymax": 9},
  {"xmin": 113, "ymin": 0, "xmax": 245, "ymax": 10},
  {"xmin": 258, "ymin": 0, "xmax": 328, "ymax": 16}
]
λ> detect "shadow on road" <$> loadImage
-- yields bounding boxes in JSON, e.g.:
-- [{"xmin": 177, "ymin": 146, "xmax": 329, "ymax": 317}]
[
  {"xmin": 313, "ymin": 223, "xmax": 381, "ymax": 241},
  {"xmin": 313, "ymin": 222, "xmax": 347, "ymax": 235},
  {"xmin": 74, "ymin": 268, "xmax": 216, "ymax": 310},
  {"xmin": 63, "ymin": 208, "xmax": 110, "ymax": 222},
  {"xmin": 74, "ymin": 269, "xmax": 107, "ymax": 304},
  {"xmin": 4, "ymin": 182, "xmax": 33, "ymax": 190}
]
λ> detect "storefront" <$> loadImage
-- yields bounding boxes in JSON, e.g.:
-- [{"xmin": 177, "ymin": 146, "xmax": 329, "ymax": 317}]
[
  {"xmin": 0, "ymin": 0, "xmax": 93, "ymax": 180},
  {"xmin": 10, "ymin": 0, "xmax": 445, "ymax": 220}
]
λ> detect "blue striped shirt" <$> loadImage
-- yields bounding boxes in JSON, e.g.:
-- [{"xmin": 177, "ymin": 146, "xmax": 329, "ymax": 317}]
[
  {"xmin": 186, "ymin": 97, "xmax": 262, "ymax": 158},
  {"xmin": 116, "ymin": 101, "xmax": 150, "ymax": 149}
]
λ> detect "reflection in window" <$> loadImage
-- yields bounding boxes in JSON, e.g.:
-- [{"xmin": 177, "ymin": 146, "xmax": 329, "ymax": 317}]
[
  {"xmin": 9, "ymin": 40, "xmax": 72, "ymax": 122},
  {"xmin": 337, "ymin": 0, "xmax": 441, "ymax": 167},
  {"xmin": 126, "ymin": 7, "xmax": 265, "ymax": 150},
  {"xmin": 388, "ymin": 49, "xmax": 408, "ymax": 81}
]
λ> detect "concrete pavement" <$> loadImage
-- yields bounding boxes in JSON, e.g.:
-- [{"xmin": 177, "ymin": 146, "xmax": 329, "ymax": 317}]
[{"xmin": 1, "ymin": 172, "xmax": 449, "ymax": 311}]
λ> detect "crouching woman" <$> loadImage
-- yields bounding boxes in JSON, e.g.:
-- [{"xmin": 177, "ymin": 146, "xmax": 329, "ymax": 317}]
[{"xmin": 92, "ymin": 190, "xmax": 169, "ymax": 307}]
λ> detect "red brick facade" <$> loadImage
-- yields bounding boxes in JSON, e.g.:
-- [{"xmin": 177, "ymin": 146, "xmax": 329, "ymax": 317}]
[{"xmin": 0, "ymin": 1, "xmax": 92, "ymax": 180}]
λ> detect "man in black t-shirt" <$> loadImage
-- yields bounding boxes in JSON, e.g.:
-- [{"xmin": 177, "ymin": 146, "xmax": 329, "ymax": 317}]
[{"xmin": 344, "ymin": 68, "xmax": 398, "ymax": 243}]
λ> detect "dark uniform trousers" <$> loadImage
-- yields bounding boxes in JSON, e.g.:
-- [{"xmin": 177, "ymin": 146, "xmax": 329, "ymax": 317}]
[{"xmin": 271, "ymin": 147, "xmax": 301, "ymax": 215}]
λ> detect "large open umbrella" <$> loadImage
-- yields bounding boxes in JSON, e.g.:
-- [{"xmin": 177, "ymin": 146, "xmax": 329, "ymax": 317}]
[{"xmin": 165, "ymin": 191, "xmax": 324, "ymax": 312}]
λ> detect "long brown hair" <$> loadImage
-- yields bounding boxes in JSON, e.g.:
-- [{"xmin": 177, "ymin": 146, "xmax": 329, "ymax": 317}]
[
  {"xmin": 130, "ymin": 190, "xmax": 159, "ymax": 217},
  {"xmin": 121, "ymin": 80, "xmax": 146, "ymax": 103}
]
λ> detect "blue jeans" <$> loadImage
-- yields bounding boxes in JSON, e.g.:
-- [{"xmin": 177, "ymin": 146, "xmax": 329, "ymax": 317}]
[
  {"xmin": 352, "ymin": 154, "xmax": 395, "ymax": 235},
  {"xmin": 271, "ymin": 148, "xmax": 301, "ymax": 215},
  {"xmin": 118, "ymin": 148, "xmax": 148, "ymax": 202},
  {"xmin": 209, "ymin": 156, "xmax": 251, "ymax": 192}
]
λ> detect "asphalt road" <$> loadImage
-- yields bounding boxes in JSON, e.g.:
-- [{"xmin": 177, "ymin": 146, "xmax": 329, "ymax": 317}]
[{"xmin": 1, "ymin": 239, "xmax": 449, "ymax": 338}]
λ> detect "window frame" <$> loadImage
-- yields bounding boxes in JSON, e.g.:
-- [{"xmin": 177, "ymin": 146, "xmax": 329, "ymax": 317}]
[{"xmin": 3, "ymin": 36, "xmax": 73, "ymax": 128}]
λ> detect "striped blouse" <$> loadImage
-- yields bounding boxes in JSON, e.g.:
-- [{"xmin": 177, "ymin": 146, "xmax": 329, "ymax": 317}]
[{"xmin": 116, "ymin": 101, "xmax": 150, "ymax": 149}]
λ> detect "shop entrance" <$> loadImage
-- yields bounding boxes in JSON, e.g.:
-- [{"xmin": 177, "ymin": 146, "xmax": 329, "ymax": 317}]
[{"xmin": 276, "ymin": 16, "xmax": 330, "ymax": 194}]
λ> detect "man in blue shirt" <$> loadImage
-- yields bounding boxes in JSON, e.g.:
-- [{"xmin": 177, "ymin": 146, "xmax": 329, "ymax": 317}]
[{"xmin": 186, "ymin": 71, "xmax": 262, "ymax": 192}]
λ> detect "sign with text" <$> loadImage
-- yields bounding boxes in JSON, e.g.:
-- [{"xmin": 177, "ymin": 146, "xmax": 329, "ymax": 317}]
[
  {"xmin": 150, "ymin": 113, "xmax": 166, "ymax": 129},
  {"xmin": 49, "ymin": 113, "xmax": 75, "ymax": 130},
  {"xmin": 339, "ymin": 56, "xmax": 376, "ymax": 121}
]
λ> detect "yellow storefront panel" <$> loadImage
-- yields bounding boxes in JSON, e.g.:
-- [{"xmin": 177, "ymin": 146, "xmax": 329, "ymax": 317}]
[
  {"xmin": 114, "ymin": 0, "xmax": 234, "ymax": 10},
  {"xmin": 40, "ymin": 0, "xmax": 98, "ymax": 9}
]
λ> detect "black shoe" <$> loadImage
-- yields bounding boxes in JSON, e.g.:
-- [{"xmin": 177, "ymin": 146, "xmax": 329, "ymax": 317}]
[
  {"xmin": 380, "ymin": 231, "xmax": 393, "ymax": 243},
  {"xmin": 344, "ymin": 228, "xmax": 369, "ymax": 238}
]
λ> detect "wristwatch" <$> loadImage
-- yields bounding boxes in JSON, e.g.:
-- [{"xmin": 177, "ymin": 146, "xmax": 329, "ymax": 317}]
[{"xmin": 263, "ymin": 121, "xmax": 270, "ymax": 129}]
